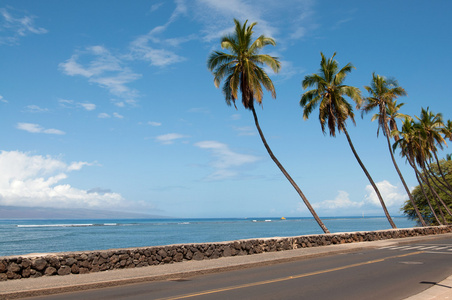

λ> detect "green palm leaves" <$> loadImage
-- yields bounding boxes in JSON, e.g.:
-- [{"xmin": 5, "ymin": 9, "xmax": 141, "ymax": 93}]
[
  {"xmin": 362, "ymin": 73, "xmax": 407, "ymax": 137},
  {"xmin": 300, "ymin": 52, "xmax": 361, "ymax": 136},
  {"xmin": 207, "ymin": 19, "xmax": 280, "ymax": 109}
]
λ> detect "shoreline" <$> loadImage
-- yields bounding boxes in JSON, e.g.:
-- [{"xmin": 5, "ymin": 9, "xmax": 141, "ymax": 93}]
[
  {"xmin": 0, "ymin": 216, "xmax": 417, "ymax": 257},
  {"xmin": 1, "ymin": 225, "xmax": 451, "ymax": 282}
]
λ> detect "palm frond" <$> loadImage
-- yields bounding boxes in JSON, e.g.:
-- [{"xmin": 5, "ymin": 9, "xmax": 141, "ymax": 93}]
[
  {"xmin": 252, "ymin": 54, "xmax": 281, "ymax": 73},
  {"xmin": 207, "ymin": 19, "xmax": 280, "ymax": 111}
]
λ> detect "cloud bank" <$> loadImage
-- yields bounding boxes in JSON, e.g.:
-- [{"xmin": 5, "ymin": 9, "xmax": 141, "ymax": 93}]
[
  {"xmin": 0, "ymin": 151, "xmax": 127, "ymax": 210},
  {"xmin": 364, "ymin": 180, "xmax": 407, "ymax": 207}
]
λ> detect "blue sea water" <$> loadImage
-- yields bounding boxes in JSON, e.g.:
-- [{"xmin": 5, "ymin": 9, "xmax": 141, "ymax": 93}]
[{"xmin": 0, "ymin": 217, "xmax": 417, "ymax": 257}]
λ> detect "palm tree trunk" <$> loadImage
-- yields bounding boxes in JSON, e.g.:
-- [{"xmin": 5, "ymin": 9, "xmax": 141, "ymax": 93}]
[
  {"xmin": 408, "ymin": 157, "xmax": 442, "ymax": 225},
  {"xmin": 433, "ymin": 151, "xmax": 452, "ymax": 192},
  {"xmin": 342, "ymin": 127, "xmax": 397, "ymax": 228},
  {"xmin": 421, "ymin": 166, "xmax": 452, "ymax": 219},
  {"xmin": 425, "ymin": 164, "xmax": 452, "ymax": 202},
  {"xmin": 417, "ymin": 173, "xmax": 442, "ymax": 225},
  {"xmin": 426, "ymin": 163, "xmax": 452, "ymax": 196},
  {"xmin": 250, "ymin": 107, "xmax": 330, "ymax": 234},
  {"xmin": 384, "ymin": 124, "xmax": 426, "ymax": 226}
]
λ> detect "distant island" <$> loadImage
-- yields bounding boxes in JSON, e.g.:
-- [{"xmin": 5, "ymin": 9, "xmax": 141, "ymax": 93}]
[{"xmin": 0, "ymin": 206, "xmax": 168, "ymax": 219}]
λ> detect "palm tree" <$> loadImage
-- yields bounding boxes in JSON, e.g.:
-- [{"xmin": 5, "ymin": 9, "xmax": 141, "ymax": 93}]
[
  {"xmin": 361, "ymin": 74, "xmax": 426, "ymax": 226},
  {"xmin": 300, "ymin": 52, "xmax": 396, "ymax": 229},
  {"xmin": 207, "ymin": 19, "xmax": 330, "ymax": 233}
]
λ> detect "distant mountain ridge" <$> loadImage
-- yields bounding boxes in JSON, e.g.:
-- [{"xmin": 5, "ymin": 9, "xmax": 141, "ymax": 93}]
[{"xmin": 0, "ymin": 206, "xmax": 168, "ymax": 219}]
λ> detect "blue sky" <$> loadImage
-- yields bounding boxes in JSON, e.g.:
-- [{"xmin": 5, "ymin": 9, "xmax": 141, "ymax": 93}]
[{"xmin": 1, "ymin": 0, "xmax": 451, "ymax": 219}]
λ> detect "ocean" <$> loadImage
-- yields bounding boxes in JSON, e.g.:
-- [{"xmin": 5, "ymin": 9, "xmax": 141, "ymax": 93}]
[{"xmin": 0, "ymin": 217, "xmax": 417, "ymax": 257}]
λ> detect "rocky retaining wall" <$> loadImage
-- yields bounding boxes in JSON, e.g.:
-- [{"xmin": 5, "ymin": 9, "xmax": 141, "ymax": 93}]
[{"xmin": 1, "ymin": 226, "xmax": 451, "ymax": 281}]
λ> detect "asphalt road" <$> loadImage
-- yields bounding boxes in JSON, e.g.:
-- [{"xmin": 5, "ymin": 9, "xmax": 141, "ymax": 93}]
[{"xmin": 25, "ymin": 237, "xmax": 452, "ymax": 300}]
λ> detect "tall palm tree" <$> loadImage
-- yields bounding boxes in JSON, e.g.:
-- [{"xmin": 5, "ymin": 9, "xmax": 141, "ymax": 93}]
[
  {"xmin": 361, "ymin": 74, "xmax": 426, "ymax": 226},
  {"xmin": 300, "ymin": 52, "xmax": 397, "ymax": 229},
  {"xmin": 207, "ymin": 19, "xmax": 330, "ymax": 233}
]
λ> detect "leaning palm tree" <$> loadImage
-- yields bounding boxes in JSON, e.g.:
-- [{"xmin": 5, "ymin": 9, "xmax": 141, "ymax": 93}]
[
  {"xmin": 207, "ymin": 19, "xmax": 330, "ymax": 233},
  {"xmin": 361, "ymin": 73, "xmax": 426, "ymax": 226},
  {"xmin": 301, "ymin": 52, "xmax": 396, "ymax": 229}
]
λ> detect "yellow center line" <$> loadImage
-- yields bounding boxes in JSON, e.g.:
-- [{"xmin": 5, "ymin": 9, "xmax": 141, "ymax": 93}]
[{"xmin": 156, "ymin": 251, "xmax": 424, "ymax": 300}]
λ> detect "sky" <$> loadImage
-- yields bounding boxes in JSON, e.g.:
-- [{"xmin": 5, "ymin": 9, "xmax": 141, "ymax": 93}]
[{"xmin": 1, "ymin": 0, "xmax": 451, "ymax": 219}]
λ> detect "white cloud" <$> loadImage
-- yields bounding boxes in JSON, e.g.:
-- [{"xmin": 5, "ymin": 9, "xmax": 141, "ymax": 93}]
[
  {"xmin": 364, "ymin": 180, "xmax": 407, "ymax": 207},
  {"xmin": 59, "ymin": 46, "xmax": 141, "ymax": 102},
  {"xmin": 194, "ymin": 140, "xmax": 260, "ymax": 180},
  {"xmin": 79, "ymin": 103, "xmax": 96, "ymax": 111},
  {"xmin": 42, "ymin": 128, "xmax": 66, "ymax": 135},
  {"xmin": 98, "ymin": 113, "xmax": 110, "ymax": 118},
  {"xmin": 58, "ymin": 99, "xmax": 74, "ymax": 106},
  {"xmin": 148, "ymin": 121, "xmax": 162, "ymax": 127},
  {"xmin": 0, "ymin": 7, "xmax": 47, "ymax": 45},
  {"xmin": 290, "ymin": 27, "xmax": 307, "ymax": 40},
  {"xmin": 128, "ymin": 36, "xmax": 186, "ymax": 67},
  {"xmin": 113, "ymin": 112, "xmax": 124, "ymax": 119},
  {"xmin": 188, "ymin": 107, "xmax": 211, "ymax": 114},
  {"xmin": 25, "ymin": 105, "xmax": 48, "ymax": 113},
  {"xmin": 150, "ymin": 2, "xmax": 164, "ymax": 13},
  {"xmin": 59, "ymin": 99, "xmax": 96, "ymax": 111},
  {"xmin": 273, "ymin": 60, "xmax": 304, "ymax": 80},
  {"xmin": 191, "ymin": 0, "xmax": 316, "ymax": 43},
  {"xmin": 0, "ymin": 95, "xmax": 8, "ymax": 103},
  {"xmin": 231, "ymin": 114, "xmax": 241, "ymax": 120},
  {"xmin": 156, "ymin": 133, "xmax": 189, "ymax": 145},
  {"xmin": 17, "ymin": 123, "xmax": 65, "ymax": 135},
  {"xmin": 313, "ymin": 191, "xmax": 364, "ymax": 210},
  {"xmin": 332, "ymin": 17, "xmax": 354, "ymax": 30},
  {"xmin": 194, "ymin": 0, "xmax": 275, "ymax": 41},
  {"xmin": 0, "ymin": 151, "xmax": 126, "ymax": 210},
  {"xmin": 67, "ymin": 161, "xmax": 93, "ymax": 171},
  {"xmin": 113, "ymin": 101, "xmax": 125, "ymax": 108},
  {"xmin": 233, "ymin": 126, "xmax": 256, "ymax": 136},
  {"xmin": 127, "ymin": 0, "xmax": 193, "ymax": 67}
]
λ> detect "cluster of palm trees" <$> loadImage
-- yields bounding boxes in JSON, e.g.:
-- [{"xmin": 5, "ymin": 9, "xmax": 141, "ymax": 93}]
[
  {"xmin": 393, "ymin": 109, "xmax": 452, "ymax": 225},
  {"xmin": 207, "ymin": 19, "xmax": 451, "ymax": 233}
]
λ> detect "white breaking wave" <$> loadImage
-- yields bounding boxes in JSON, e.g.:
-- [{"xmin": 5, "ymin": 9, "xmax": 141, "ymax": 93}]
[{"xmin": 16, "ymin": 223, "xmax": 118, "ymax": 228}]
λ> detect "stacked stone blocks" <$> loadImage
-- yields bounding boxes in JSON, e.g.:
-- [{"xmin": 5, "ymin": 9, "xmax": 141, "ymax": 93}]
[{"xmin": 1, "ymin": 226, "xmax": 451, "ymax": 281}]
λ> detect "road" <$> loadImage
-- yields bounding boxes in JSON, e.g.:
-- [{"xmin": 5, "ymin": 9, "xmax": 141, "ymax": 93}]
[{"xmin": 27, "ymin": 237, "xmax": 452, "ymax": 300}]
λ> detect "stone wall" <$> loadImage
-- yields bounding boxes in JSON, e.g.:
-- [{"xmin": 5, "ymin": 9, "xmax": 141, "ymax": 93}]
[{"xmin": 1, "ymin": 226, "xmax": 451, "ymax": 281}]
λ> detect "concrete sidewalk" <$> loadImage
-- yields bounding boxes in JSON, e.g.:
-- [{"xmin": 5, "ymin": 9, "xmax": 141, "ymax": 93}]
[{"xmin": 1, "ymin": 233, "xmax": 452, "ymax": 299}]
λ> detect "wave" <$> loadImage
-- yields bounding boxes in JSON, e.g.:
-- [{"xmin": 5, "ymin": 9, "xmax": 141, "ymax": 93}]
[{"xmin": 17, "ymin": 223, "xmax": 118, "ymax": 228}]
